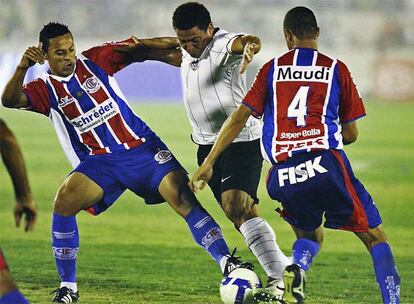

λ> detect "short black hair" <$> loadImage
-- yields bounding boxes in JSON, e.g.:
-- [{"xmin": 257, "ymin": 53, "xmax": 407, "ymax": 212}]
[
  {"xmin": 39, "ymin": 22, "xmax": 71, "ymax": 53},
  {"xmin": 283, "ymin": 6, "xmax": 318, "ymax": 39},
  {"xmin": 172, "ymin": 2, "xmax": 211, "ymax": 31}
]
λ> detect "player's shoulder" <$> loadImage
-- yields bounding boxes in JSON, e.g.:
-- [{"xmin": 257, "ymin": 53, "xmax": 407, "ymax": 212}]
[
  {"xmin": 211, "ymin": 28, "xmax": 241, "ymax": 51},
  {"xmin": 24, "ymin": 72, "xmax": 49, "ymax": 88}
]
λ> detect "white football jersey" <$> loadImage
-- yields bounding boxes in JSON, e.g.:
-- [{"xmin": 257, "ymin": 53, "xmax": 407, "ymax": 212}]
[{"xmin": 180, "ymin": 28, "xmax": 262, "ymax": 145}]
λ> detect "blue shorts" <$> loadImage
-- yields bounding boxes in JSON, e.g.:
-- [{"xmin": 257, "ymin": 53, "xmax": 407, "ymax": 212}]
[
  {"xmin": 267, "ymin": 149, "xmax": 382, "ymax": 232},
  {"xmin": 73, "ymin": 136, "xmax": 183, "ymax": 215}
]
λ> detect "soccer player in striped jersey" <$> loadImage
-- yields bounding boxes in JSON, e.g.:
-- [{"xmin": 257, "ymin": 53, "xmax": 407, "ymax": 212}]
[
  {"xmin": 1, "ymin": 22, "xmax": 249, "ymax": 303},
  {"xmin": 117, "ymin": 1, "xmax": 291, "ymax": 293},
  {"xmin": 191, "ymin": 6, "xmax": 400, "ymax": 304}
]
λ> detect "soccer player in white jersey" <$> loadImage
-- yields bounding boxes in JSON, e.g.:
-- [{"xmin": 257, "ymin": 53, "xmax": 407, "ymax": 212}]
[
  {"xmin": 117, "ymin": 1, "xmax": 290, "ymax": 294},
  {"xmin": 1, "ymin": 22, "xmax": 252, "ymax": 303},
  {"xmin": 191, "ymin": 6, "xmax": 400, "ymax": 304}
]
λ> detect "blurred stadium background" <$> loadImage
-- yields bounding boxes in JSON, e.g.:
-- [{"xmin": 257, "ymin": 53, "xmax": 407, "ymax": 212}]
[{"xmin": 0, "ymin": 0, "xmax": 413, "ymax": 102}]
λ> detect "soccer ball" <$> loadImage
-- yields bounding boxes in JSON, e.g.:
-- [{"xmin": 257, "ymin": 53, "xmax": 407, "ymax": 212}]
[{"xmin": 220, "ymin": 268, "xmax": 262, "ymax": 304}]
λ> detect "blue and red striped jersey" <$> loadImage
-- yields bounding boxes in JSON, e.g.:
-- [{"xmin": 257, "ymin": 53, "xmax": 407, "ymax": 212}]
[
  {"xmin": 243, "ymin": 47, "xmax": 365, "ymax": 164},
  {"xmin": 22, "ymin": 38, "xmax": 155, "ymax": 168}
]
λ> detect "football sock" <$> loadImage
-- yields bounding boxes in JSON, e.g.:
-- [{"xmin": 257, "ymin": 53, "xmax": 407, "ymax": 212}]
[
  {"xmin": 52, "ymin": 213, "xmax": 79, "ymax": 289},
  {"xmin": 0, "ymin": 290, "xmax": 29, "ymax": 304},
  {"xmin": 185, "ymin": 206, "xmax": 230, "ymax": 269},
  {"xmin": 371, "ymin": 242, "xmax": 400, "ymax": 304},
  {"xmin": 239, "ymin": 217, "xmax": 290, "ymax": 279},
  {"xmin": 292, "ymin": 238, "xmax": 320, "ymax": 271}
]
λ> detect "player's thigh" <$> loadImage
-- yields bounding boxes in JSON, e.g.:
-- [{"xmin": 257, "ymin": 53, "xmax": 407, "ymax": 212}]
[
  {"xmin": 158, "ymin": 169, "xmax": 198, "ymax": 217},
  {"xmin": 54, "ymin": 172, "xmax": 104, "ymax": 215},
  {"xmin": 220, "ymin": 140, "xmax": 263, "ymax": 203}
]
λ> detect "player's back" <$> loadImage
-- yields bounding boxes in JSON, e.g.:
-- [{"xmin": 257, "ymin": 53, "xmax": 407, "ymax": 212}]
[{"xmin": 253, "ymin": 47, "xmax": 365, "ymax": 163}]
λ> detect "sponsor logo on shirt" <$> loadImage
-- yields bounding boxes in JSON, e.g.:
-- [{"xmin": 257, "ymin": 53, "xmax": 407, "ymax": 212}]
[
  {"xmin": 70, "ymin": 99, "xmax": 118, "ymax": 133},
  {"xmin": 277, "ymin": 66, "xmax": 331, "ymax": 83},
  {"xmin": 280, "ymin": 128, "xmax": 321, "ymax": 140},
  {"xmin": 59, "ymin": 95, "xmax": 76, "ymax": 107},
  {"xmin": 278, "ymin": 156, "xmax": 328, "ymax": 187},
  {"xmin": 83, "ymin": 76, "xmax": 101, "ymax": 93},
  {"xmin": 154, "ymin": 149, "xmax": 172, "ymax": 164}
]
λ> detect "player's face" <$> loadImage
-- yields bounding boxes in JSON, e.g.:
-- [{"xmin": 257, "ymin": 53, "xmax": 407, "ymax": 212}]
[
  {"xmin": 175, "ymin": 24, "xmax": 214, "ymax": 58},
  {"xmin": 46, "ymin": 33, "xmax": 76, "ymax": 77}
]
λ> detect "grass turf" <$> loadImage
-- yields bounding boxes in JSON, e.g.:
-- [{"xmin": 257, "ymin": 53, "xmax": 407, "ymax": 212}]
[{"xmin": 0, "ymin": 101, "xmax": 413, "ymax": 303}]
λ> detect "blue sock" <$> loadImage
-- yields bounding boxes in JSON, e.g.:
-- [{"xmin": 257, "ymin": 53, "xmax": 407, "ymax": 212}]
[
  {"xmin": 371, "ymin": 243, "xmax": 400, "ymax": 304},
  {"xmin": 292, "ymin": 238, "xmax": 320, "ymax": 271},
  {"xmin": 185, "ymin": 206, "xmax": 230, "ymax": 266},
  {"xmin": 0, "ymin": 290, "xmax": 29, "ymax": 304},
  {"xmin": 52, "ymin": 213, "xmax": 79, "ymax": 284}
]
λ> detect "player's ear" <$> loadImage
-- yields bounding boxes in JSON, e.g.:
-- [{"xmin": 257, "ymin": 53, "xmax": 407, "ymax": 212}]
[
  {"xmin": 283, "ymin": 29, "xmax": 291, "ymax": 42},
  {"xmin": 207, "ymin": 23, "xmax": 214, "ymax": 36},
  {"xmin": 315, "ymin": 27, "xmax": 320, "ymax": 39}
]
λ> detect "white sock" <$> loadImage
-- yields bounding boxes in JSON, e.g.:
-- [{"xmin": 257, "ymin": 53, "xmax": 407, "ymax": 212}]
[
  {"xmin": 239, "ymin": 217, "xmax": 290, "ymax": 280},
  {"xmin": 60, "ymin": 282, "xmax": 77, "ymax": 292}
]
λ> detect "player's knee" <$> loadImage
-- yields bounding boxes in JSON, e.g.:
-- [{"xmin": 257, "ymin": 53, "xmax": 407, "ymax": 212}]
[
  {"xmin": 53, "ymin": 186, "xmax": 79, "ymax": 216},
  {"xmin": 221, "ymin": 192, "xmax": 253, "ymax": 227},
  {"xmin": 356, "ymin": 225, "xmax": 388, "ymax": 251}
]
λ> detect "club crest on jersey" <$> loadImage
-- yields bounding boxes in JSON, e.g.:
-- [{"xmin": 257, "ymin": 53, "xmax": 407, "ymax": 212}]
[
  {"xmin": 83, "ymin": 76, "xmax": 100, "ymax": 93},
  {"xmin": 59, "ymin": 95, "xmax": 76, "ymax": 107},
  {"xmin": 154, "ymin": 149, "xmax": 172, "ymax": 164}
]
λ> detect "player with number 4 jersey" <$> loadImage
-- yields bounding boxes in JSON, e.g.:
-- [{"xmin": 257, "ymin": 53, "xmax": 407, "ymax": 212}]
[{"xmin": 192, "ymin": 6, "xmax": 400, "ymax": 304}]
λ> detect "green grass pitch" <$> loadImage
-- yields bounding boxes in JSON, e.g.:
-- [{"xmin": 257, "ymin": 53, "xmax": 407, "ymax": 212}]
[{"xmin": 0, "ymin": 101, "xmax": 413, "ymax": 303}]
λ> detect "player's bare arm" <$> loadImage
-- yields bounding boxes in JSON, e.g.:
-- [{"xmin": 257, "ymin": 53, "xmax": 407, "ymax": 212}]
[
  {"xmin": 190, "ymin": 104, "xmax": 252, "ymax": 191},
  {"xmin": 342, "ymin": 121, "xmax": 359, "ymax": 144},
  {"xmin": 0, "ymin": 119, "xmax": 37, "ymax": 232},
  {"xmin": 231, "ymin": 35, "xmax": 261, "ymax": 74},
  {"xmin": 1, "ymin": 44, "xmax": 45, "ymax": 108},
  {"xmin": 115, "ymin": 36, "xmax": 182, "ymax": 67}
]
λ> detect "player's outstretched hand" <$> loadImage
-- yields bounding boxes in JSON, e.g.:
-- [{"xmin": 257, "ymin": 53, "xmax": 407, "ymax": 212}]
[
  {"xmin": 240, "ymin": 42, "xmax": 257, "ymax": 74},
  {"xmin": 14, "ymin": 198, "xmax": 37, "ymax": 232},
  {"xmin": 189, "ymin": 163, "xmax": 213, "ymax": 193},
  {"xmin": 19, "ymin": 43, "xmax": 45, "ymax": 69}
]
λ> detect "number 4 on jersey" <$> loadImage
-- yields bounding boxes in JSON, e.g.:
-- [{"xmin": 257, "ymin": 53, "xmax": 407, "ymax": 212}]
[{"xmin": 287, "ymin": 86, "xmax": 309, "ymax": 127}]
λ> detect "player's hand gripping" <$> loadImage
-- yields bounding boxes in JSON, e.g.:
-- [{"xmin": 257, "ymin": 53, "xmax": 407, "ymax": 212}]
[
  {"xmin": 14, "ymin": 198, "xmax": 37, "ymax": 232},
  {"xmin": 240, "ymin": 42, "xmax": 257, "ymax": 74},
  {"xmin": 189, "ymin": 162, "xmax": 213, "ymax": 193},
  {"xmin": 19, "ymin": 43, "xmax": 45, "ymax": 69},
  {"xmin": 114, "ymin": 36, "xmax": 149, "ymax": 63}
]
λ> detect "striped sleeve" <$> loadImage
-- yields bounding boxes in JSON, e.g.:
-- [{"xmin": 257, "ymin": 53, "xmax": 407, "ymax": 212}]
[
  {"xmin": 22, "ymin": 78, "xmax": 51, "ymax": 116},
  {"xmin": 82, "ymin": 37, "xmax": 135, "ymax": 75},
  {"xmin": 242, "ymin": 60, "xmax": 273, "ymax": 118},
  {"xmin": 337, "ymin": 60, "xmax": 366, "ymax": 123}
]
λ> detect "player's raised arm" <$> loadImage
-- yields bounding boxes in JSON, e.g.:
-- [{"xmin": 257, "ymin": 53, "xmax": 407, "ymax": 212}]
[
  {"xmin": 190, "ymin": 104, "xmax": 252, "ymax": 191},
  {"xmin": 230, "ymin": 35, "xmax": 261, "ymax": 74},
  {"xmin": 1, "ymin": 44, "xmax": 45, "ymax": 108},
  {"xmin": 115, "ymin": 36, "xmax": 182, "ymax": 67}
]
